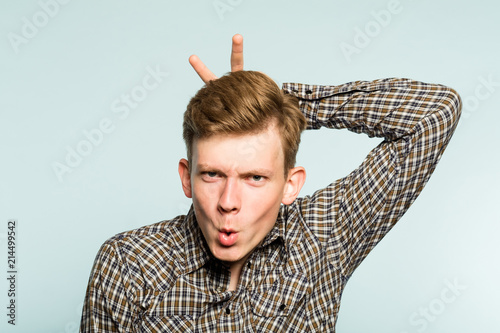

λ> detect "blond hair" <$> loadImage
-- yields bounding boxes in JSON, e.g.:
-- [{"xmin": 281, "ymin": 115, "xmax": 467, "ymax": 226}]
[{"xmin": 183, "ymin": 71, "xmax": 306, "ymax": 175}]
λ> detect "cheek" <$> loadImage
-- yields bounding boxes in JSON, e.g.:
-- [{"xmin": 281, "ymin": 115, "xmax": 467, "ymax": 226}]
[
  {"xmin": 192, "ymin": 182, "xmax": 219, "ymax": 212},
  {"xmin": 246, "ymin": 187, "xmax": 283, "ymax": 216}
]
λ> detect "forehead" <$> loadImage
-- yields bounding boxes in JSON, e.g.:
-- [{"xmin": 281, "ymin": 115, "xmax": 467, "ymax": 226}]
[{"xmin": 192, "ymin": 124, "xmax": 284, "ymax": 173}]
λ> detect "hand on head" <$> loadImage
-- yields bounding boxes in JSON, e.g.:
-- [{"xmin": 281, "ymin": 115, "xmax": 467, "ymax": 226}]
[{"xmin": 189, "ymin": 34, "xmax": 244, "ymax": 83}]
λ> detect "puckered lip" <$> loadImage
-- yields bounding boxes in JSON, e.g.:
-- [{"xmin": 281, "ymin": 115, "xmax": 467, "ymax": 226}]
[
  {"xmin": 218, "ymin": 229, "xmax": 238, "ymax": 247},
  {"xmin": 219, "ymin": 228, "xmax": 237, "ymax": 235}
]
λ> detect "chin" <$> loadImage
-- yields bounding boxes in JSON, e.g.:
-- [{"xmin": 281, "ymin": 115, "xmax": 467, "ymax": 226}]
[{"xmin": 212, "ymin": 247, "xmax": 244, "ymax": 264}]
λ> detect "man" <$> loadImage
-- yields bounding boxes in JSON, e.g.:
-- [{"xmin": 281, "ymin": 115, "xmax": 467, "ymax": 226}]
[{"xmin": 80, "ymin": 35, "xmax": 461, "ymax": 332}]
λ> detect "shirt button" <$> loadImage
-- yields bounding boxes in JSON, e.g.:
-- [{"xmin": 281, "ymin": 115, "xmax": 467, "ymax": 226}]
[
  {"xmin": 226, "ymin": 308, "xmax": 231, "ymax": 315},
  {"xmin": 279, "ymin": 304, "xmax": 286, "ymax": 311},
  {"xmin": 305, "ymin": 89, "xmax": 313, "ymax": 94}
]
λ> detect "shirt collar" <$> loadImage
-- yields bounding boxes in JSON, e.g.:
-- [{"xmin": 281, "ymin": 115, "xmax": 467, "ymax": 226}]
[
  {"xmin": 260, "ymin": 206, "xmax": 290, "ymax": 248},
  {"xmin": 183, "ymin": 206, "xmax": 212, "ymax": 273}
]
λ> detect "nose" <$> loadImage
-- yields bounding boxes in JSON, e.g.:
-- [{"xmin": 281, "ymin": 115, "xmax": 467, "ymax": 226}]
[{"xmin": 218, "ymin": 178, "xmax": 241, "ymax": 214}]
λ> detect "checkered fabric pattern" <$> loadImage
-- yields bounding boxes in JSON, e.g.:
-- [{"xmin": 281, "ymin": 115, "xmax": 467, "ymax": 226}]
[{"xmin": 80, "ymin": 78, "xmax": 461, "ymax": 332}]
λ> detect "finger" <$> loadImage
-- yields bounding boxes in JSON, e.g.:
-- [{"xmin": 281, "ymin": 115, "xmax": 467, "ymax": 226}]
[
  {"xmin": 230, "ymin": 34, "xmax": 244, "ymax": 72},
  {"xmin": 189, "ymin": 54, "xmax": 218, "ymax": 83}
]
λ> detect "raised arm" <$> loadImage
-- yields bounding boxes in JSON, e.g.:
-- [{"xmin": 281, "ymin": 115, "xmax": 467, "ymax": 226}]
[{"xmin": 284, "ymin": 78, "xmax": 462, "ymax": 278}]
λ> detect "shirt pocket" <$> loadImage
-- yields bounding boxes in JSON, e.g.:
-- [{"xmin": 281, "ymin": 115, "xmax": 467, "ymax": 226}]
[
  {"xmin": 250, "ymin": 272, "xmax": 309, "ymax": 318},
  {"xmin": 138, "ymin": 283, "xmax": 212, "ymax": 319}
]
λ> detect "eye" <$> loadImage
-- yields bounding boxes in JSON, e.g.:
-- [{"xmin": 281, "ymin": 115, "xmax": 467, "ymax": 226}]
[
  {"xmin": 251, "ymin": 175, "xmax": 263, "ymax": 182},
  {"xmin": 201, "ymin": 171, "xmax": 219, "ymax": 181}
]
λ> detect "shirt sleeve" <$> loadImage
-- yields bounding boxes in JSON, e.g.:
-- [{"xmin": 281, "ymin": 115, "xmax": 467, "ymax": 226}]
[
  {"xmin": 80, "ymin": 241, "xmax": 136, "ymax": 332},
  {"xmin": 283, "ymin": 78, "xmax": 462, "ymax": 279}
]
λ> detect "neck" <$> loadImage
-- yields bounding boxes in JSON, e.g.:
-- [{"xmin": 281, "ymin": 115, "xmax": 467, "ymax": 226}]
[{"xmin": 226, "ymin": 255, "xmax": 249, "ymax": 291}]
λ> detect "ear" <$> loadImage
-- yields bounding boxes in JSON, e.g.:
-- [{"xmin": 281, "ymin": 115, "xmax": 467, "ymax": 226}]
[
  {"xmin": 178, "ymin": 158, "xmax": 192, "ymax": 198},
  {"xmin": 281, "ymin": 166, "xmax": 306, "ymax": 205}
]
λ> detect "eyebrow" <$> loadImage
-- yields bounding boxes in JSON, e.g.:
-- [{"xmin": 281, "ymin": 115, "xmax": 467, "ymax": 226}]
[
  {"xmin": 240, "ymin": 169, "xmax": 274, "ymax": 178},
  {"xmin": 196, "ymin": 164, "xmax": 274, "ymax": 178},
  {"xmin": 196, "ymin": 164, "xmax": 221, "ymax": 173}
]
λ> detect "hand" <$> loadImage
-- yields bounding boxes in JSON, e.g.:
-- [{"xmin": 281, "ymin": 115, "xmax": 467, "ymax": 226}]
[{"xmin": 189, "ymin": 34, "xmax": 244, "ymax": 83}]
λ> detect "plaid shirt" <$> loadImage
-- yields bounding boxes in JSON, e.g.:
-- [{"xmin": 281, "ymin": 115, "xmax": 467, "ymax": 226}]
[{"xmin": 80, "ymin": 78, "xmax": 461, "ymax": 332}]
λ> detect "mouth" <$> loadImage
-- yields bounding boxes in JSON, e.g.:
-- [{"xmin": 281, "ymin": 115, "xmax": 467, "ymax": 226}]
[
  {"xmin": 220, "ymin": 227, "xmax": 236, "ymax": 234},
  {"xmin": 218, "ymin": 229, "xmax": 238, "ymax": 247}
]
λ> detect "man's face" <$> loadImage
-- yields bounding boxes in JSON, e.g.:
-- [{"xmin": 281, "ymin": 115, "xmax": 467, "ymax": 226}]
[{"xmin": 179, "ymin": 123, "xmax": 301, "ymax": 269}]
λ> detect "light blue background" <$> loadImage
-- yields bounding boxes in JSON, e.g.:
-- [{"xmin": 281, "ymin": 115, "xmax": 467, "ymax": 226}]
[{"xmin": 1, "ymin": 0, "xmax": 499, "ymax": 332}]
